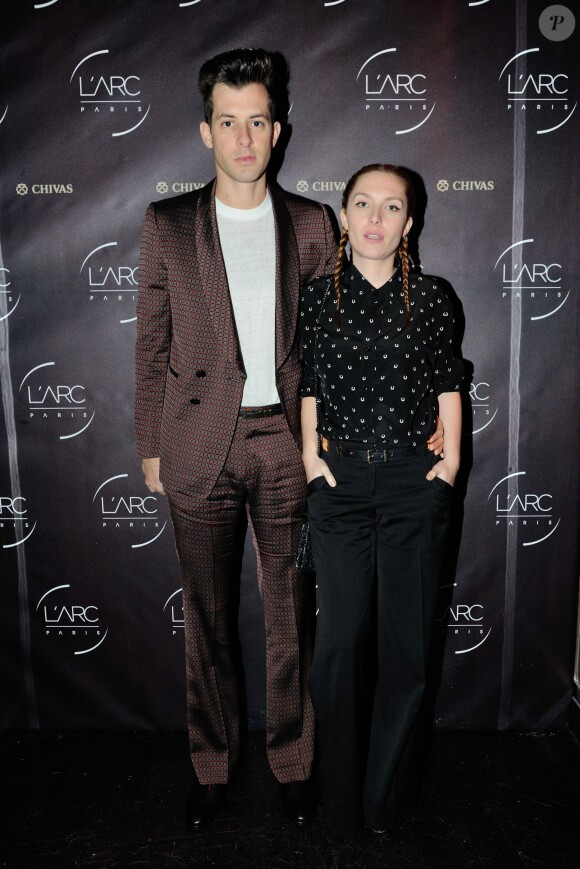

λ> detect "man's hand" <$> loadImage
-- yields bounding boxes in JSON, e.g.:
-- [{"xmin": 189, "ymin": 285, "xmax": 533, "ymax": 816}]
[
  {"xmin": 427, "ymin": 415, "xmax": 444, "ymax": 456},
  {"xmin": 142, "ymin": 457, "xmax": 165, "ymax": 494}
]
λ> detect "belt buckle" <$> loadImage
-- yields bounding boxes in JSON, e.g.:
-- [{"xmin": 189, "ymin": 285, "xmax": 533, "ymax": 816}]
[{"xmin": 367, "ymin": 449, "xmax": 387, "ymax": 464}]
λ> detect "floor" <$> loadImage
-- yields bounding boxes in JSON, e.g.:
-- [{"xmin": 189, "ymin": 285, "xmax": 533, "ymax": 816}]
[{"xmin": 1, "ymin": 728, "xmax": 579, "ymax": 869}]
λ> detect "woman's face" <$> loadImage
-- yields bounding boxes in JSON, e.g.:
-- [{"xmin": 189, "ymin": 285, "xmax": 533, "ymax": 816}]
[{"xmin": 340, "ymin": 170, "xmax": 413, "ymax": 270}]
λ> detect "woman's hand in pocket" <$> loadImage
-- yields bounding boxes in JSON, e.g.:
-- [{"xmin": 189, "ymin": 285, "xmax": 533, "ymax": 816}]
[
  {"xmin": 426, "ymin": 458, "xmax": 459, "ymax": 487},
  {"xmin": 302, "ymin": 451, "xmax": 337, "ymax": 487}
]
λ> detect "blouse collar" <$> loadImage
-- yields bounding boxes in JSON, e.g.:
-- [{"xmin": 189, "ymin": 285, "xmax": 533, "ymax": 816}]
[{"xmin": 342, "ymin": 262, "xmax": 402, "ymax": 296}]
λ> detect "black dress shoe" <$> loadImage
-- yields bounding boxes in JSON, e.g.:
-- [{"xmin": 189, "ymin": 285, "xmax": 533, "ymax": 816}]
[
  {"xmin": 278, "ymin": 778, "xmax": 317, "ymax": 824},
  {"xmin": 186, "ymin": 779, "xmax": 228, "ymax": 829}
]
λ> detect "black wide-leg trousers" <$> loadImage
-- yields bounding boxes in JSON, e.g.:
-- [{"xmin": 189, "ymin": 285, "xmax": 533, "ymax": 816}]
[{"xmin": 308, "ymin": 446, "xmax": 452, "ymax": 832}]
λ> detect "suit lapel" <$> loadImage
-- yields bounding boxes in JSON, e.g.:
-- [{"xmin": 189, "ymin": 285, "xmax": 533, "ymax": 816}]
[
  {"xmin": 271, "ymin": 186, "xmax": 300, "ymax": 370},
  {"xmin": 194, "ymin": 180, "xmax": 244, "ymax": 371}
]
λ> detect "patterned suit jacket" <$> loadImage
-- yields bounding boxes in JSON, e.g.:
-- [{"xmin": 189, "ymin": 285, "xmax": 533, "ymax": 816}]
[{"xmin": 135, "ymin": 179, "xmax": 337, "ymax": 496}]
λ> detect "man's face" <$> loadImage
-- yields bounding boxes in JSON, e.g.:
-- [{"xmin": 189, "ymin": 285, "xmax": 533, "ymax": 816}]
[{"xmin": 200, "ymin": 83, "xmax": 281, "ymax": 188}]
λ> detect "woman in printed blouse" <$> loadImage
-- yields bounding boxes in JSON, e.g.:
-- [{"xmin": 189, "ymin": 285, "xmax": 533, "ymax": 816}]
[{"xmin": 300, "ymin": 163, "xmax": 463, "ymax": 835}]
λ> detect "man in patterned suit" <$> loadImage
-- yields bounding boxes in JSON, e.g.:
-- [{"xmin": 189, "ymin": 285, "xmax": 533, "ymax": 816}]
[{"xmin": 134, "ymin": 48, "xmax": 337, "ymax": 826}]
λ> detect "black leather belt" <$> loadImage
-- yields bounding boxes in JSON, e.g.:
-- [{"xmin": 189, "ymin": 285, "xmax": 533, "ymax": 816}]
[
  {"xmin": 323, "ymin": 440, "xmax": 428, "ymax": 464},
  {"xmin": 238, "ymin": 403, "xmax": 282, "ymax": 419}
]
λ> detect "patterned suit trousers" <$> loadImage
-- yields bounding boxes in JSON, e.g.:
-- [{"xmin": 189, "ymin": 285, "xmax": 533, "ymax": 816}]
[{"xmin": 166, "ymin": 412, "xmax": 314, "ymax": 785}]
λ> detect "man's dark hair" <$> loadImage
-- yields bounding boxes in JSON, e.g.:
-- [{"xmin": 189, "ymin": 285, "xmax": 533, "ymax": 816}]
[{"xmin": 198, "ymin": 48, "xmax": 290, "ymax": 124}]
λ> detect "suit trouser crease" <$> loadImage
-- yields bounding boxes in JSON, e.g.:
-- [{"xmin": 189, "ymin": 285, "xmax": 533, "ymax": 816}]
[
  {"xmin": 308, "ymin": 449, "xmax": 452, "ymax": 830},
  {"xmin": 166, "ymin": 413, "xmax": 314, "ymax": 784}
]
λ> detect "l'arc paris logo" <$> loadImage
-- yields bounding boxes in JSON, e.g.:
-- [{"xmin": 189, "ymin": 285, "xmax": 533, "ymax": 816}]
[
  {"xmin": 19, "ymin": 362, "xmax": 95, "ymax": 440},
  {"xmin": 163, "ymin": 589, "xmax": 184, "ymax": 636},
  {"xmin": 0, "ymin": 495, "xmax": 37, "ymax": 549},
  {"xmin": 500, "ymin": 47, "xmax": 577, "ymax": 134},
  {"xmin": 71, "ymin": 50, "xmax": 151, "ymax": 137},
  {"xmin": 495, "ymin": 239, "xmax": 569, "ymax": 320},
  {"xmin": 93, "ymin": 474, "xmax": 167, "ymax": 549},
  {"xmin": 489, "ymin": 471, "xmax": 560, "ymax": 546},
  {"xmin": 356, "ymin": 48, "xmax": 435, "ymax": 135},
  {"xmin": 80, "ymin": 242, "xmax": 137, "ymax": 325},
  {"xmin": 37, "ymin": 584, "xmax": 108, "ymax": 655},
  {"xmin": 34, "ymin": 0, "xmax": 60, "ymax": 7},
  {"xmin": 438, "ymin": 603, "xmax": 492, "ymax": 654},
  {"xmin": 469, "ymin": 380, "xmax": 499, "ymax": 435},
  {"xmin": 0, "ymin": 267, "xmax": 21, "ymax": 322},
  {"xmin": 178, "ymin": 0, "xmax": 203, "ymax": 6}
]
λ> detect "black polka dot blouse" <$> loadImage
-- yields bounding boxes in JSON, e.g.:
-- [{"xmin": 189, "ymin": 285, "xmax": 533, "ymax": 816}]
[{"xmin": 300, "ymin": 265, "xmax": 464, "ymax": 449}]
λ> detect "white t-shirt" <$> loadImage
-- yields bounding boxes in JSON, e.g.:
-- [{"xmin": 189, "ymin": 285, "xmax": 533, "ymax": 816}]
[{"xmin": 216, "ymin": 194, "xmax": 279, "ymax": 406}]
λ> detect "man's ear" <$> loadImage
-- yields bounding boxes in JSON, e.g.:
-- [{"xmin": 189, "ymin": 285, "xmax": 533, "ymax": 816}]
[
  {"xmin": 200, "ymin": 121, "xmax": 213, "ymax": 150},
  {"xmin": 340, "ymin": 208, "xmax": 348, "ymax": 232},
  {"xmin": 272, "ymin": 121, "xmax": 281, "ymax": 148}
]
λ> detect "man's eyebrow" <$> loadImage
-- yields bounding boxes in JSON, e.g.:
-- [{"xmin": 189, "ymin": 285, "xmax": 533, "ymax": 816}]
[{"xmin": 214, "ymin": 112, "xmax": 269, "ymax": 120}]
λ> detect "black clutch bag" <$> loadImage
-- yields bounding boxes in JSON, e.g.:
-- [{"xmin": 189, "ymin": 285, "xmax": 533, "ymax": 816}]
[
  {"xmin": 295, "ymin": 518, "xmax": 315, "ymax": 573},
  {"xmin": 295, "ymin": 277, "xmax": 331, "ymax": 575}
]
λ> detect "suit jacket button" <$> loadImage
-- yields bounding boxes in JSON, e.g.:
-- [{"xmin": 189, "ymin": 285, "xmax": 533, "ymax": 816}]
[
  {"xmin": 190, "ymin": 398, "xmax": 200, "ymax": 405},
  {"xmin": 196, "ymin": 370, "xmax": 206, "ymax": 378}
]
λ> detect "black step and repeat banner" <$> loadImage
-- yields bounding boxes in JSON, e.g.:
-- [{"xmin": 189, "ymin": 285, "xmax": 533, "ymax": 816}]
[{"xmin": 1, "ymin": 0, "xmax": 578, "ymax": 732}]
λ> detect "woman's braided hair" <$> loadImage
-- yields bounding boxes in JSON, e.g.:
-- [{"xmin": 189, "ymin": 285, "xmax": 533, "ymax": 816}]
[{"xmin": 334, "ymin": 164, "xmax": 416, "ymax": 324}]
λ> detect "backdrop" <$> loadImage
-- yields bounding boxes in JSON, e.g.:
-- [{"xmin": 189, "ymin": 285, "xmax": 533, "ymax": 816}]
[{"xmin": 1, "ymin": 0, "xmax": 578, "ymax": 732}]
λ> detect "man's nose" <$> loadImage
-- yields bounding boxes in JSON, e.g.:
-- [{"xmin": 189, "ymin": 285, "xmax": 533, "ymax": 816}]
[{"xmin": 237, "ymin": 123, "xmax": 252, "ymax": 146}]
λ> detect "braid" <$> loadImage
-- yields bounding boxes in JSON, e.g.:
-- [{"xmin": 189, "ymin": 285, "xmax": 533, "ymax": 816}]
[
  {"xmin": 399, "ymin": 234, "xmax": 412, "ymax": 326},
  {"xmin": 334, "ymin": 228, "xmax": 349, "ymax": 314}
]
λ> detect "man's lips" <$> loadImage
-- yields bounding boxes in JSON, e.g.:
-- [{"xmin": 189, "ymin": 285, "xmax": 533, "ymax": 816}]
[{"xmin": 235, "ymin": 155, "xmax": 256, "ymax": 164}]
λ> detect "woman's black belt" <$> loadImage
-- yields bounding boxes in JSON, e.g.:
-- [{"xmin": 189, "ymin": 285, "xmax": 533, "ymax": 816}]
[{"xmin": 322, "ymin": 437, "xmax": 428, "ymax": 464}]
